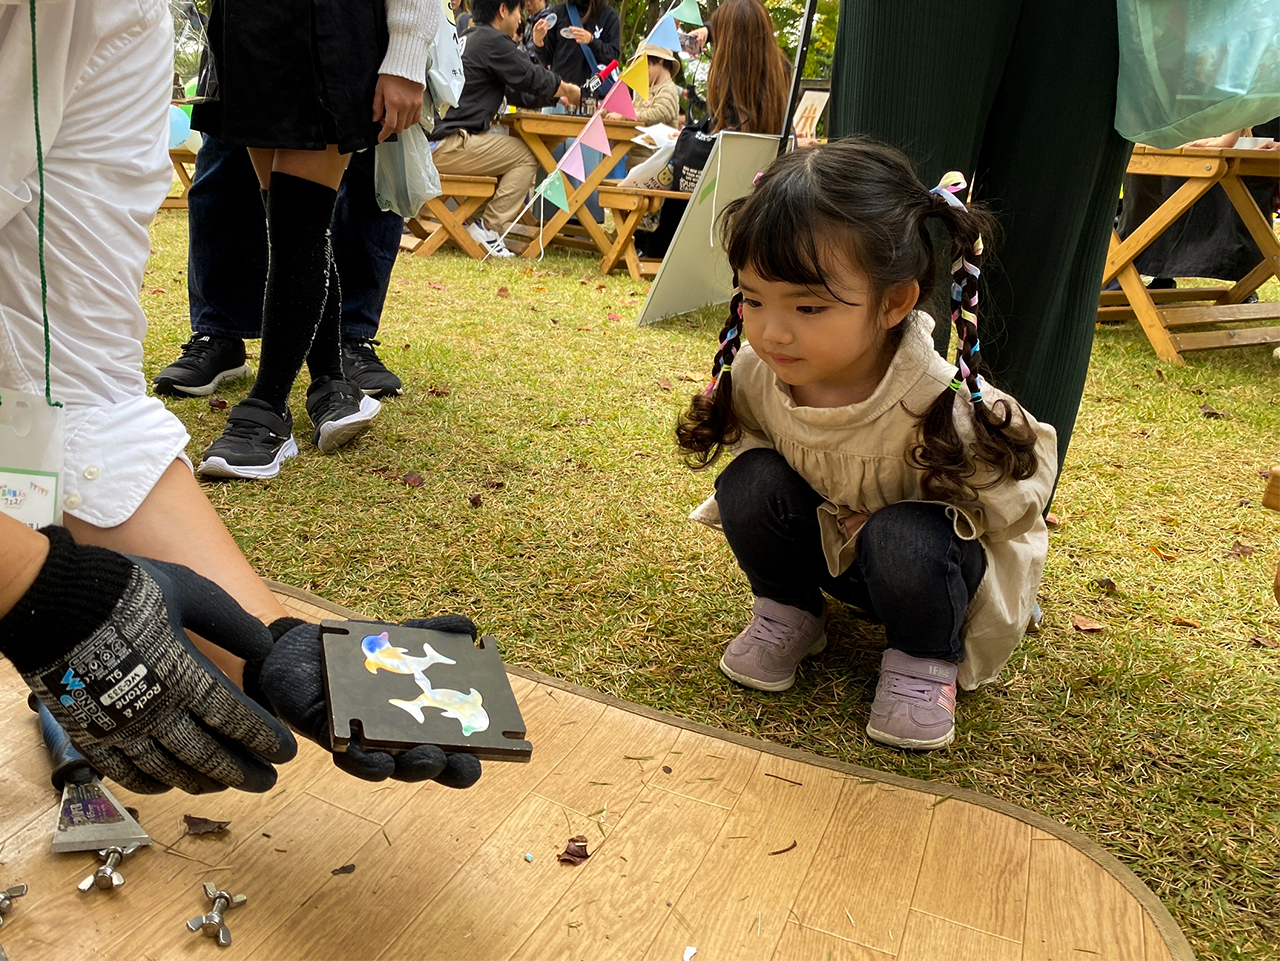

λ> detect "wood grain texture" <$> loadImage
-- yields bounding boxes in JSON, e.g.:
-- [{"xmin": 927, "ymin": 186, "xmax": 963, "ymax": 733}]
[
  {"xmin": 1023, "ymin": 836, "xmax": 1145, "ymax": 961},
  {"xmin": 642, "ymin": 754, "xmax": 843, "ymax": 961},
  {"xmin": 789, "ymin": 782, "xmax": 935, "ymax": 954},
  {"xmin": 910, "ymin": 799, "xmax": 1031, "ymax": 940}
]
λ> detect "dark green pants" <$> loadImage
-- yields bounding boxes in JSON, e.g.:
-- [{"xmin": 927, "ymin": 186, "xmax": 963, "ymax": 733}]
[{"xmin": 829, "ymin": 0, "xmax": 1133, "ymax": 474}]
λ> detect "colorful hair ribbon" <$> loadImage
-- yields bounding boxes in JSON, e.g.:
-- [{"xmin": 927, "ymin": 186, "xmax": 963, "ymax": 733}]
[{"xmin": 931, "ymin": 171, "xmax": 986, "ymax": 407}]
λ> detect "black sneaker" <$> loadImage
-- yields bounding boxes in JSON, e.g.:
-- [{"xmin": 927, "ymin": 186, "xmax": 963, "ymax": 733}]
[
  {"xmin": 196, "ymin": 399, "xmax": 299, "ymax": 480},
  {"xmin": 153, "ymin": 335, "xmax": 251, "ymax": 397},
  {"xmin": 305, "ymin": 376, "xmax": 380, "ymax": 453},
  {"xmin": 341, "ymin": 338, "xmax": 403, "ymax": 398}
]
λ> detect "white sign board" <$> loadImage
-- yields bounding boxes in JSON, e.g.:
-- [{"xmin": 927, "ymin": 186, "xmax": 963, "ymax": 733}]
[{"xmin": 637, "ymin": 131, "xmax": 782, "ymax": 326}]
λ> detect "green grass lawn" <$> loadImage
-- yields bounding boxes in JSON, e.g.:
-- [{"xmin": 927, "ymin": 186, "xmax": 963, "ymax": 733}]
[{"xmin": 143, "ymin": 211, "xmax": 1280, "ymax": 960}]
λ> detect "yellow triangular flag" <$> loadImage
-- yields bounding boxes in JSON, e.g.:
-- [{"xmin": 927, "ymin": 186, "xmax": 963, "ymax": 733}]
[{"xmin": 618, "ymin": 57, "xmax": 649, "ymax": 103}]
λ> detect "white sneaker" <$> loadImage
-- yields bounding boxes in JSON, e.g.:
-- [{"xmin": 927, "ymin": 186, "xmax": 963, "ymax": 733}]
[
  {"xmin": 466, "ymin": 221, "xmax": 515, "ymax": 258},
  {"xmin": 472, "ymin": 219, "xmax": 499, "ymax": 241}
]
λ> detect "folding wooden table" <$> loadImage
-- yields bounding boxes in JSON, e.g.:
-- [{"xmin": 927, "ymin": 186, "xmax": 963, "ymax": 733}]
[
  {"xmin": 1099, "ymin": 145, "xmax": 1280, "ymax": 363},
  {"xmin": 161, "ymin": 148, "xmax": 197, "ymax": 210},
  {"xmin": 496, "ymin": 110, "xmax": 638, "ymax": 259}
]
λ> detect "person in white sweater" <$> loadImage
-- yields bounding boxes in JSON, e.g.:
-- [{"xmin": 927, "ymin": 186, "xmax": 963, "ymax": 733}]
[
  {"xmin": 192, "ymin": 0, "xmax": 438, "ymax": 480},
  {"xmin": 677, "ymin": 139, "xmax": 1058, "ymax": 751}
]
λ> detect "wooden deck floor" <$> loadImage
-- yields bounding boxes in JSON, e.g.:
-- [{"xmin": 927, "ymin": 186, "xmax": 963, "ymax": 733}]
[{"xmin": 0, "ymin": 585, "xmax": 1191, "ymax": 961}]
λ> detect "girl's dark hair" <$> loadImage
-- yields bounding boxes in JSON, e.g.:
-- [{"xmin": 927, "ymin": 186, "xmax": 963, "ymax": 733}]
[{"xmin": 675, "ymin": 138, "xmax": 1040, "ymax": 503}]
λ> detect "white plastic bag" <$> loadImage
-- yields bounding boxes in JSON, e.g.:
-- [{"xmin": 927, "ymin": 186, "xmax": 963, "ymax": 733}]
[
  {"xmin": 619, "ymin": 142, "xmax": 677, "ymax": 190},
  {"xmin": 428, "ymin": 14, "xmax": 465, "ymax": 110},
  {"xmin": 374, "ymin": 124, "xmax": 442, "ymax": 217},
  {"xmin": 1116, "ymin": 0, "xmax": 1280, "ymax": 147}
]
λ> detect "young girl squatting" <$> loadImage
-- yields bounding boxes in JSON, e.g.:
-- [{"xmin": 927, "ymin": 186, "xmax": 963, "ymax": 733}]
[{"xmin": 678, "ymin": 139, "xmax": 1059, "ymax": 750}]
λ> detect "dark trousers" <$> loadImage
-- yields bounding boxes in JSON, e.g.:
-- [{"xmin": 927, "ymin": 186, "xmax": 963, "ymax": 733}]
[
  {"xmin": 187, "ymin": 133, "xmax": 402, "ymax": 342},
  {"xmin": 829, "ymin": 0, "xmax": 1133, "ymax": 475},
  {"xmin": 715, "ymin": 449, "xmax": 986, "ymax": 662}
]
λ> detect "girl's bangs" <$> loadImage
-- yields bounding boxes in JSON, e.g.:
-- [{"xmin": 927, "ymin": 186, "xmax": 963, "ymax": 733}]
[{"xmin": 727, "ymin": 192, "xmax": 832, "ymax": 292}]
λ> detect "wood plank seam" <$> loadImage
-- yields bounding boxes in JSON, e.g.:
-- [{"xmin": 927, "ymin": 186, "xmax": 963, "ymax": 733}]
[
  {"xmin": 783, "ymin": 913, "xmax": 896, "ymax": 953},
  {"xmin": 637, "ymin": 779, "xmax": 741, "ymax": 810},
  {"xmin": 908, "ymin": 908, "xmax": 1021, "ymax": 944}
]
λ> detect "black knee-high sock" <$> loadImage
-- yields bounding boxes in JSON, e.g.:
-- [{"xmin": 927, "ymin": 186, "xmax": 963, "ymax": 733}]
[
  {"xmin": 247, "ymin": 172, "xmax": 338, "ymax": 413},
  {"xmin": 305, "ymin": 243, "xmax": 344, "ymax": 383}
]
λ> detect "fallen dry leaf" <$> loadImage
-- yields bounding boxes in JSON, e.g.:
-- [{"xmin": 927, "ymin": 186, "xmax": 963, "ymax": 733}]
[
  {"xmin": 149, "ymin": 288, "xmax": 166, "ymax": 295},
  {"xmin": 183, "ymin": 815, "xmax": 230, "ymax": 836},
  {"xmin": 1071, "ymin": 615, "xmax": 1105, "ymax": 633},
  {"xmin": 1248, "ymin": 635, "xmax": 1278, "ymax": 649},
  {"xmin": 1171, "ymin": 616, "xmax": 1201, "ymax": 628},
  {"xmin": 1199, "ymin": 403, "xmax": 1226, "ymax": 419},
  {"xmin": 497, "ymin": 286, "xmax": 510, "ymax": 298},
  {"xmin": 1226, "ymin": 541, "xmax": 1256, "ymax": 560},
  {"xmin": 607, "ymin": 312, "xmax": 621, "ymax": 321},
  {"xmin": 402, "ymin": 471, "xmax": 425, "ymax": 488},
  {"xmin": 559, "ymin": 835, "xmax": 591, "ymax": 865},
  {"xmin": 468, "ymin": 493, "xmax": 483, "ymax": 508},
  {"xmin": 483, "ymin": 479, "xmax": 506, "ymax": 490},
  {"xmin": 208, "ymin": 395, "xmax": 228, "ymax": 411},
  {"xmin": 427, "ymin": 384, "xmax": 451, "ymax": 397},
  {"xmin": 1149, "ymin": 545, "xmax": 1178, "ymax": 561},
  {"xmin": 1045, "ymin": 512, "xmax": 1062, "ymax": 527},
  {"xmin": 331, "ymin": 864, "xmax": 356, "ymax": 876},
  {"xmin": 657, "ymin": 378, "xmax": 673, "ymax": 390},
  {"xmin": 428, "ymin": 281, "xmax": 445, "ymax": 290},
  {"xmin": 125, "ymin": 807, "xmax": 141, "ymax": 823},
  {"xmin": 1155, "ymin": 369, "xmax": 1165, "ymax": 381},
  {"xmin": 1091, "ymin": 577, "xmax": 1118, "ymax": 594}
]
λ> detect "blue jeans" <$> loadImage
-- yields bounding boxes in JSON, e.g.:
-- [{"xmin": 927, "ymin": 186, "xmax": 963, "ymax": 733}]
[
  {"xmin": 714, "ymin": 448, "xmax": 987, "ymax": 662},
  {"xmin": 187, "ymin": 133, "xmax": 402, "ymax": 342}
]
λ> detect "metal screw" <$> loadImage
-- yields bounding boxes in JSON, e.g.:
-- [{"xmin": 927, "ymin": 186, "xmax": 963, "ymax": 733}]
[
  {"xmin": 78, "ymin": 844, "xmax": 141, "ymax": 892},
  {"xmin": 186, "ymin": 881, "xmax": 246, "ymax": 947},
  {"xmin": 0, "ymin": 885, "xmax": 28, "ymax": 928}
]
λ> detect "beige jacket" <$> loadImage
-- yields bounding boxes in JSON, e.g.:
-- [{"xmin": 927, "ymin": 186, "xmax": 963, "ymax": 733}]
[
  {"xmin": 633, "ymin": 77, "xmax": 680, "ymax": 127},
  {"xmin": 690, "ymin": 314, "xmax": 1059, "ymax": 690}
]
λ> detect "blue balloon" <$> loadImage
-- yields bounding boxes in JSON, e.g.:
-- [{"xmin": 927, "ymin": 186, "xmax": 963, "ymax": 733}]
[{"xmin": 167, "ymin": 104, "xmax": 191, "ymax": 150}]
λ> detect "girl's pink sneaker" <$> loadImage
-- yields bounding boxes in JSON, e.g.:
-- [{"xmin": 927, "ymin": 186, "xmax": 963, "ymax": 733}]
[{"xmin": 866, "ymin": 649, "xmax": 957, "ymax": 750}]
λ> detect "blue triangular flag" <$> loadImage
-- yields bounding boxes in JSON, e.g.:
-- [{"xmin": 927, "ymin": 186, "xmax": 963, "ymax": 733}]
[{"xmin": 647, "ymin": 15, "xmax": 681, "ymax": 53}]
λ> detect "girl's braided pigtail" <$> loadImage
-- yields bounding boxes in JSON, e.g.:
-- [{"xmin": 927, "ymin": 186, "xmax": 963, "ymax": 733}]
[
  {"xmin": 676, "ymin": 285, "xmax": 745, "ymax": 468},
  {"xmin": 910, "ymin": 172, "xmax": 1039, "ymax": 501}
]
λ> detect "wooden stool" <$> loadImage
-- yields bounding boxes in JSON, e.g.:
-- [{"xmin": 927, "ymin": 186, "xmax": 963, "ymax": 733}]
[
  {"xmin": 403, "ymin": 175, "xmax": 498, "ymax": 259},
  {"xmin": 598, "ymin": 183, "xmax": 691, "ymax": 281},
  {"xmin": 161, "ymin": 148, "xmax": 197, "ymax": 210}
]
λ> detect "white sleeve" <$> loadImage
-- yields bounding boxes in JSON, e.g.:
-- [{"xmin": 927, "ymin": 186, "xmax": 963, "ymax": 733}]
[{"xmin": 379, "ymin": 0, "xmax": 442, "ymax": 86}]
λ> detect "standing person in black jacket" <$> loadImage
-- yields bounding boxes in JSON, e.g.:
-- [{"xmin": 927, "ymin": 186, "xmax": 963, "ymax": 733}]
[
  {"xmin": 430, "ymin": 0, "xmax": 582, "ymax": 256},
  {"xmin": 533, "ymin": 0, "xmax": 620, "ymax": 87}
]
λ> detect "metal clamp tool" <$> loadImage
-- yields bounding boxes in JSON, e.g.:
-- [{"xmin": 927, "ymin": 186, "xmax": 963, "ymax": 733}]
[
  {"xmin": 78, "ymin": 844, "xmax": 141, "ymax": 892},
  {"xmin": 186, "ymin": 882, "xmax": 246, "ymax": 947},
  {"xmin": 0, "ymin": 885, "xmax": 27, "ymax": 927}
]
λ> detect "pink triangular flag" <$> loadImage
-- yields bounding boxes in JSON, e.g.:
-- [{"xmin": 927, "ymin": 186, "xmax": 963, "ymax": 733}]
[
  {"xmin": 561, "ymin": 140, "xmax": 586, "ymax": 182},
  {"xmin": 601, "ymin": 82, "xmax": 636, "ymax": 120},
  {"xmin": 580, "ymin": 112, "xmax": 611, "ymax": 154}
]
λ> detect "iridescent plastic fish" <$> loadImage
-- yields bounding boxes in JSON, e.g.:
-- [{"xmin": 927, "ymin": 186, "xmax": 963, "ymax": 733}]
[
  {"xmin": 390, "ymin": 674, "xmax": 489, "ymax": 736},
  {"xmin": 361, "ymin": 632, "xmax": 456, "ymax": 676}
]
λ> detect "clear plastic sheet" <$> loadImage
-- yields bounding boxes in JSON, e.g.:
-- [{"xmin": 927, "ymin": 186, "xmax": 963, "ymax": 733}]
[{"xmin": 1116, "ymin": 0, "xmax": 1280, "ymax": 147}]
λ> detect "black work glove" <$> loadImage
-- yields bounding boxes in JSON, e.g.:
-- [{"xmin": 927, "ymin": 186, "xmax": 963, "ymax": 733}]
[
  {"xmin": 0, "ymin": 527, "xmax": 297, "ymax": 795},
  {"xmin": 252, "ymin": 616, "xmax": 483, "ymax": 788}
]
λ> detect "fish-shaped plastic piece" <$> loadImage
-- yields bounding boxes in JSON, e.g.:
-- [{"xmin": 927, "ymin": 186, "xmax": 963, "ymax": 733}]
[
  {"xmin": 362, "ymin": 631, "xmax": 456, "ymax": 676},
  {"xmin": 389, "ymin": 674, "xmax": 490, "ymax": 736}
]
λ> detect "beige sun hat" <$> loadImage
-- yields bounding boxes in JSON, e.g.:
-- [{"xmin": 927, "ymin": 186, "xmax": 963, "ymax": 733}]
[{"xmin": 635, "ymin": 42, "xmax": 682, "ymax": 81}]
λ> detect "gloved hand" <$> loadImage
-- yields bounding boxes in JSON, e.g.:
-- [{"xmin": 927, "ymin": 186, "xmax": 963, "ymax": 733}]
[
  {"xmin": 0, "ymin": 527, "xmax": 297, "ymax": 795},
  {"xmin": 252, "ymin": 616, "xmax": 483, "ymax": 788}
]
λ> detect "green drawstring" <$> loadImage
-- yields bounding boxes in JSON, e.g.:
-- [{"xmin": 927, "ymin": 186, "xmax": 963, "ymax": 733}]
[{"xmin": 28, "ymin": 0, "xmax": 61, "ymax": 409}]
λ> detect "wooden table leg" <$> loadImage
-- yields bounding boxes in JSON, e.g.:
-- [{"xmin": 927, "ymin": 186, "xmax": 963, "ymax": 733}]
[
  {"xmin": 419, "ymin": 195, "xmax": 488, "ymax": 259},
  {"xmin": 1101, "ymin": 173, "xmax": 1222, "ymax": 286},
  {"xmin": 1217, "ymin": 173, "xmax": 1280, "ymax": 300},
  {"xmin": 518, "ymin": 131, "xmax": 632, "ymax": 259},
  {"xmin": 1109, "ymin": 232, "xmax": 1183, "ymax": 364}
]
